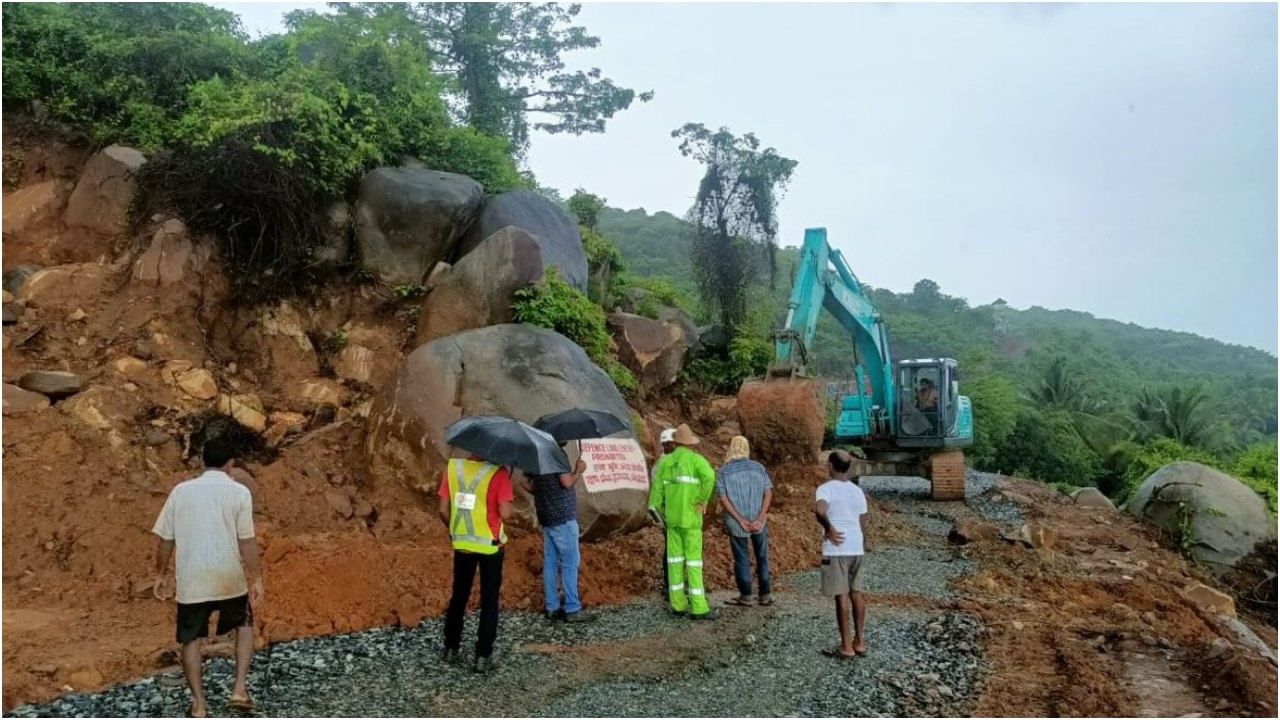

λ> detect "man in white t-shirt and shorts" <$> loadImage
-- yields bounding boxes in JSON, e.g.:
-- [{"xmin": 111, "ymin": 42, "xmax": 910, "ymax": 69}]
[
  {"xmin": 152, "ymin": 436, "xmax": 264, "ymax": 717},
  {"xmin": 814, "ymin": 449, "xmax": 872, "ymax": 659}
]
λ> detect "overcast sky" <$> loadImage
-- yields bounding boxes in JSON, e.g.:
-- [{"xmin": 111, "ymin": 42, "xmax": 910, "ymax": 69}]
[{"xmin": 221, "ymin": 2, "xmax": 1277, "ymax": 352}]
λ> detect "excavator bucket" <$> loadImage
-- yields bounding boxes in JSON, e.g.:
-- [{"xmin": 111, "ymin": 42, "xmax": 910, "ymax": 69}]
[{"xmin": 736, "ymin": 378, "xmax": 826, "ymax": 465}]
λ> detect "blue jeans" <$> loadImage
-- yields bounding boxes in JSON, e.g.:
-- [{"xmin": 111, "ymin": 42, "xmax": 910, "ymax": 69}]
[
  {"xmin": 542, "ymin": 520, "xmax": 581, "ymax": 613},
  {"xmin": 729, "ymin": 525, "xmax": 772, "ymax": 598}
]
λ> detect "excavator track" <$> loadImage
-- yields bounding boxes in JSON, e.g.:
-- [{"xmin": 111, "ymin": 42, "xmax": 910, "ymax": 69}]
[{"xmin": 925, "ymin": 449, "xmax": 966, "ymax": 500}]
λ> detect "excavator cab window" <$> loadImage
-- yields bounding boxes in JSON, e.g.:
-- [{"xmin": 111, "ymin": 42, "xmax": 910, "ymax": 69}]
[{"xmin": 898, "ymin": 364, "xmax": 943, "ymax": 436}]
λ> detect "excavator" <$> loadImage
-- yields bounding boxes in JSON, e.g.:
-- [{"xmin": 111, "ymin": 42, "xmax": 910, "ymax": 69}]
[{"xmin": 736, "ymin": 228, "xmax": 974, "ymax": 499}]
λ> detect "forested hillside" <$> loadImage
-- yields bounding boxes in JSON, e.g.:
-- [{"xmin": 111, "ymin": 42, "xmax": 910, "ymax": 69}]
[{"xmin": 599, "ymin": 206, "xmax": 1278, "ymax": 505}]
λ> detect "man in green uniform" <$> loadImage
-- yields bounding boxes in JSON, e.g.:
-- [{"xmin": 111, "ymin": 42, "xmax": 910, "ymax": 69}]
[{"xmin": 648, "ymin": 423, "xmax": 718, "ymax": 619}]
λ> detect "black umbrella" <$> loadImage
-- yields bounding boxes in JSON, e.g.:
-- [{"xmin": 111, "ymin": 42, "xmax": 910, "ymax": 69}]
[
  {"xmin": 444, "ymin": 416, "xmax": 571, "ymax": 475},
  {"xmin": 534, "ymin": 408, "xmax": 629, "ymax": 442}
]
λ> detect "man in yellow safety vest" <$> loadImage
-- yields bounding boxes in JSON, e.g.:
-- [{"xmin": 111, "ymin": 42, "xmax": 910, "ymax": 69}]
[
  {"xmin": 648, "ymin": 424, "xmax": 718, "ymax": 619},
  {"xmin": 437, "ymin": 453, "xmax": 515, "ymax": 673}
]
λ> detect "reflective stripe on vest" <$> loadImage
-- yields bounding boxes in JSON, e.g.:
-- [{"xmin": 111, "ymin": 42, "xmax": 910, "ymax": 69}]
[{"xmin": 446, "ymin": 459, "xmax": 504, "ymax": 555}]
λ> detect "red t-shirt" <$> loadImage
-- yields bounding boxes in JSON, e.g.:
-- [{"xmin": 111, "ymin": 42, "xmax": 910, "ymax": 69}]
[{"xmin": 438, "ymin": 461, "xmax": 515, "ymax": 542}]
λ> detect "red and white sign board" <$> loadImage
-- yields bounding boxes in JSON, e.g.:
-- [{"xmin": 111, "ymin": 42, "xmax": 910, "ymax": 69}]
[{"xmin": 579, "ymin": 437, "xmax": 649, "ymax": 493}]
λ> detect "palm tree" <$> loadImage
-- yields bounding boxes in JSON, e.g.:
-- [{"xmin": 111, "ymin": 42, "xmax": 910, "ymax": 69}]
[
  {"xmin": 1132, "ymin": 385, "xmax": 1216, "ymax": 449},
  {"xmin": 1028, "ymin": 356, "xmax": 1091, "ymax": 413}
]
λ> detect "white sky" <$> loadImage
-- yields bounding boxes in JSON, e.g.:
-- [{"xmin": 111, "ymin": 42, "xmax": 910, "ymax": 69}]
[{"xmin": 219, "ymin": 2, "xmax": 1278, "ymax": 352}]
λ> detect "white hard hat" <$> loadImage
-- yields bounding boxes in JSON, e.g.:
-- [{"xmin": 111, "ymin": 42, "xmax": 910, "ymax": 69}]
[{"xmin": 659, "ymin": 428, "xmax": 676, "ymax": 443}]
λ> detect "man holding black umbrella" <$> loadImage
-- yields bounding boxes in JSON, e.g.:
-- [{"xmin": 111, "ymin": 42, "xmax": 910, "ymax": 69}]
[
  {"xmin": 529, "ymin": 408, "xmax": 630, "ymax": 624},
  {"xmin": 520, "ymin": 456, "xmax": 587, "ymax": 623},
  {"xmin": 436, "ymin": 451, "xmax": 515, "ymax": 673}
]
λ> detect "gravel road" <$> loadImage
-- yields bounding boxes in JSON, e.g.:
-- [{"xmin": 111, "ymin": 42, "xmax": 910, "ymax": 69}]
[{"xmin": 9, "ymin": 473, "xmax": 997, "ymax": 718}]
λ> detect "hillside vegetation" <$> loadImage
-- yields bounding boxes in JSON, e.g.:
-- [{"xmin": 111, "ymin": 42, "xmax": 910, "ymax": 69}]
[{"xmin": 599, "ymin": 206, "xmax": 1278, "ymax": 506}]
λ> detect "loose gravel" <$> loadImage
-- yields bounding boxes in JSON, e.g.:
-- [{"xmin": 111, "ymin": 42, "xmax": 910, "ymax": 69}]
[{"xmin": 10, "ymin": 474, "xmax": 1000, "ymax": 718}]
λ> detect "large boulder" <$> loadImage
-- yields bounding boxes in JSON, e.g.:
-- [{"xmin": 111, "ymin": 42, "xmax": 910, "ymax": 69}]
[
  {"xmin": 416, "ymin": 226, "xmax": 547, "ymax": 345},
  {"xmin": 368, "ymin": 324, "xmax": 644, "ymax": 541},
  {"xmin": 1127, "ymin": 462, "xmax": 1275, "ymax": 573},
  {"xmin": 354, "ymin": 167, "xmax": 483, "ymax": 285},
  {"xmin": 457, "ymin": 190, "xmax": 588, "ymax": 291},
  {"xmin": 63, "ymin": 145, "xmax": 146, "ymax": 237},
  {"xmin": 607, "ymin": 312, "xmax": 689, "ymax": 397}
]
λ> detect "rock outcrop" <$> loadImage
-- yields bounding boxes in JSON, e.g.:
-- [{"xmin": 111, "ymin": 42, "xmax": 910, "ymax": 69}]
[
  {"xmin": 131, "ymin": 219, "xmax": 208, "ymax": 287},
  {"xmin": 368, "ymin": 324, "xmax": 644, "ymax": 541},
  {"xmin": 458, "ymin": 190, "xmax": 588, "ymax": 291},
  {"xmin": 63, "ymin": 145, "xmax": 146, "ymax": 238},
  {"xmin": 415, "ymin": 226, "xmax": 546, "ymax": 345},
  {"xmin": 354, "ymin": 167, "xmax": 483, "ymax": 285},
  {"xmin": 1127, "ymin": 461, "xmax": 1275, "ymax": 573},
  {"xmin": 607, "ymin": 312, "xmax": 689, "ymax": 396}
]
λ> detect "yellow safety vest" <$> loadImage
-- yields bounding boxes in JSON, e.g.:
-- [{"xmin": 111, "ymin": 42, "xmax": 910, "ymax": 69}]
[{"xmin": 446, "ymin": 459, "xmax": 507, "ymax": 555}]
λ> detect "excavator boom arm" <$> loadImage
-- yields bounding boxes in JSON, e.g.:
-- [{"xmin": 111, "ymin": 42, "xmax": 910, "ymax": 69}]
[{"xmin": 773, "ymin": 228, "xmax": 895, "ymax": 423}]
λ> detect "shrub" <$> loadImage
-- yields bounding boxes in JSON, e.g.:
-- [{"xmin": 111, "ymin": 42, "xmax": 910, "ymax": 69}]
[
  {"xmin": 512, "ymin": 269, "xmax": 638, "ymax": 395},
  {"xmin": 1230, "ymin": 442, "xmax": 1277, "ymax": 514},
  {"xmin": 1112, "ymin": 437, "xmax": 1221, "ymax": 504},
  {"xmin": 680, "ymin": 333, "xmax": 771, "ymax": 395}
]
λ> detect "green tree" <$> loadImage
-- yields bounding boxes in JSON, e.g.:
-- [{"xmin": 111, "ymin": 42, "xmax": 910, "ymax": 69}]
[
  {"xmin": 672, "ymin": 122, "xmax": 797, "ymax": 333},
  {"xmin": 412, "ymin": 2, "xmax": 652, "ymax": 151},
  {"xmin": 567, "ymin": 188, "xmax": 606, "ymax": 231}
]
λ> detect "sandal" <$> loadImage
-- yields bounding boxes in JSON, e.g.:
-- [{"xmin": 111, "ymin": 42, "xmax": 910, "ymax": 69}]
[
  {"xmin": 725, "ymin": 597, "xmax": 753, "ymax": 607},
  {"xmin": 229, "ymin": 695, "xmax": 255, "ymax": 713},
  {"xmin": 820, "ymin": 647, "xmax": 858, "ymax": 660},
  {"xmin": 757, "ymin": 596, "xmax": 775, "ymax": 607}
]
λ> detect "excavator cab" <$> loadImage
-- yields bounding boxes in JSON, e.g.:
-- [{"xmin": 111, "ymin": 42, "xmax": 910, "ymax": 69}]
[{"xmin": 894, "ymin": 358, "xmax": 974, "ymax": 448}]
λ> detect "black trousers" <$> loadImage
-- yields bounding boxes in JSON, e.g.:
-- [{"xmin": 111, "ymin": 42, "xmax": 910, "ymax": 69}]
[{"xmin": 443, "ymin": 549, "xmax": 504, "ymax": 658}]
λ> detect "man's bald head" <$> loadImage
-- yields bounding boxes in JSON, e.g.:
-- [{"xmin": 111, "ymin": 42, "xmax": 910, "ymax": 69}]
[{"xmin": 828, "ymin": 449, "xmax": 854, "ymax": 477}]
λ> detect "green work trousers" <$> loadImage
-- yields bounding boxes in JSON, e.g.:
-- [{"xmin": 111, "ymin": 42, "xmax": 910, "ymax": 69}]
[{"xmin": 666, "ymin": 525, "xmax": 708, "ymax": 616}]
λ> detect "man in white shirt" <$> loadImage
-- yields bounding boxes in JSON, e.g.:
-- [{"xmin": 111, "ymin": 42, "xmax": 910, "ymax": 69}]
[
  {"xmin": 814, "ymin": 449, "xmax": 872, "ymax": 659},
  {"xmin": 152, "ymin": 436, "xmax": 264, "ymax": 717}
]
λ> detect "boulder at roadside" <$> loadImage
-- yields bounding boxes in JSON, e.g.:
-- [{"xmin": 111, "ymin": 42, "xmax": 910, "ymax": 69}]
[
  {"xmin": 367, "ymin": 323, "xmax": 642, "ymax": 541},
  {"xmin": 1127, "ymin": 461, "xmax": 1275, "ymax": 573},
  {"xmin": 1071, "ymin": 487, "xmax": 1116, "ymax": 511}
]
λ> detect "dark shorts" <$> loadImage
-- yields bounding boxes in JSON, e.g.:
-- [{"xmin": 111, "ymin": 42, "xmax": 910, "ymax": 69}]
[{"xmin": 176, "ymin": 594, "xmax": 252, "ymax": 644}]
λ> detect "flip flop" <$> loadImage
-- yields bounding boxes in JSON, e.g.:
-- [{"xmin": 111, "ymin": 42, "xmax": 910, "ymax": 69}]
[
  {"xmin": 820, "ymin": 647, "xmax": 858, "ymax": 660},
  {"xmin": 725, "ymin": 597, "xmax": 753, "ymax": 607},
  {"xmin": 757, "ymin": 597, "xmax": 775, "ymax": 607},
  {"xmin": 228, "ymin": 696, "xmax": 255, "ymax": 713}
]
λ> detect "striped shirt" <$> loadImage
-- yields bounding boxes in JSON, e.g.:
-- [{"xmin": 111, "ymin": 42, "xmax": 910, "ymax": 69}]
[{"xmin": 716, "ymin": 458, "xmax": 773, "ymax": 538}]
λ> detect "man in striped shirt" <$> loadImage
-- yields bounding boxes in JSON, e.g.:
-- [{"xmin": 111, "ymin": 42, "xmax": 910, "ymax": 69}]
[{"xmin": 716, "ymin": 436, "xmax": 774, "ymax": 606}]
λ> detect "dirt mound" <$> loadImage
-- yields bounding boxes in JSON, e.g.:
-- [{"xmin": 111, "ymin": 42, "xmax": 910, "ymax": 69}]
[{"xmin": 735, "ymin": 378, "xmax": 824, "ymax": 466}]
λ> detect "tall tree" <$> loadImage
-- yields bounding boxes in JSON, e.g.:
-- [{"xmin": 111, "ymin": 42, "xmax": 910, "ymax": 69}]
[
  {"xmin": 412, "ymin": 2, "xmax": 652, "ymax": 151},
  {"xmin": 673, "ymin": 122, "xmax": 797, "ymax": 333}
]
